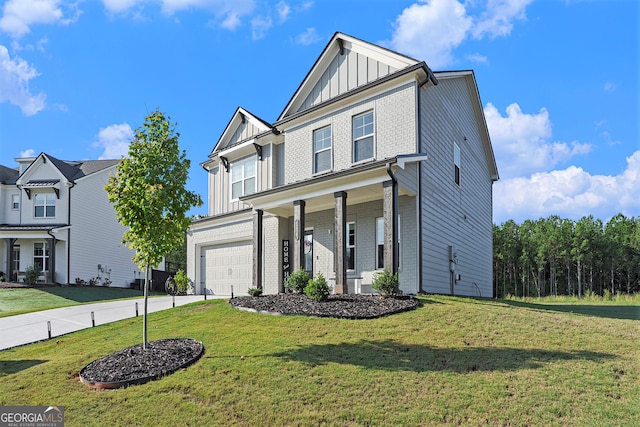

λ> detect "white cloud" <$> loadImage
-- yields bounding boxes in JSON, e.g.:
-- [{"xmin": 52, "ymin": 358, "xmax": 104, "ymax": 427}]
[
  {"xmin": 494, "ymin": 151, "xmax": 640, "ymax": 223},
  {"xmin": 466, "ymin": 52, "xmax": 489, "ymax": 64},
  {"xmin": 251, "ymin": 15, "xmax": 272, "ymax": 40},
  {"xmin": 93, "ymin": 123, "xmax": 134, "ymax": 160},
  {"xmin": 293, "ymin": 27, "xmax": 320, "ymax": 46},
  {"xmin": 484, "ymin": 102, "xmax": 592, "ymax": 178},
  {"xmin": 0, "ymin": 0, "xmax": 80, "ymax": 38},
  {"xmin": 387, "ymin": 0, "xmax": 472, "ymax": 68},
  {"xmin": 19, "ymin": 148, "xmax": 36, "ymax": 157},
  {"xmin": 603, "ymin": 82, "xmax": 616, "ymax": 92},
  {"xmin": 102, "ymin": 0, "xmax": 142, "ymax": 15},
  {"xmin": 387, "ymin": 0, "xmax": 532, "ymax": 68},
  {"xmin": 472, "ymin": 0, "xmax": 532, "ymax": 39},
  {"xmin": 275, "ymin": 0, "xmax": 290, "ymax": 22},
  {"xmin": 0, "ymin": 45, "xmax": 46, "ymax": 115}
]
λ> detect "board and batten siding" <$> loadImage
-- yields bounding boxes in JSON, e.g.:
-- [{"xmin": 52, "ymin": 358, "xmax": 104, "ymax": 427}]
[
  {"xmin": 283, "ymin": 82, "xmax": 418, "ymax": 185},
  {"xmin": 69, "ymin": 168, "xmax": 139, "ymax": 287},
  {"xmin": 419, "ymin": 75, "xmax": 494, "ymax": 297}
]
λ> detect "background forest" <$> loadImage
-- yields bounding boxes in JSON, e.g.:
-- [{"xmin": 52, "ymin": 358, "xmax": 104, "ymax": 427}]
[{"xmin": 493, "ymin": 214, "xmax": 640, "ymax": 298}]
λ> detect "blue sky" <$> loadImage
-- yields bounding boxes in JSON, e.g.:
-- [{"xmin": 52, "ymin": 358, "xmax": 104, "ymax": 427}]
[{"xmin": 0, "ymin": 0, "xmax": 637, "ymax": 224}]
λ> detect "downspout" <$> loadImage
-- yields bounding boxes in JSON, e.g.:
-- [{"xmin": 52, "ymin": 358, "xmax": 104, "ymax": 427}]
[
  {"xmin": 47, "ymin": 229, "xmax": 57, "ymax": 284},
  {"xmin": 67, "ymin": 182, "xmax": 75, "ymax": 286}
]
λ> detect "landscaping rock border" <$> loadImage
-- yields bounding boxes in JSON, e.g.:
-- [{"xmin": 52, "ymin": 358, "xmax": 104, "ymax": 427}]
[
  {"xmin": 79, "ymin": 338, "xmax": 204, "ymax": 390},
  {"xmin": 229, "ymin": 293, "xmax": 419, "ymax": 319}
]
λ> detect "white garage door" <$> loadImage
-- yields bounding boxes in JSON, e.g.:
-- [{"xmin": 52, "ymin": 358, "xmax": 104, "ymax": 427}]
[{"xmin": 201, "ymin": 241, "xmax": 253, "ymax": 296}]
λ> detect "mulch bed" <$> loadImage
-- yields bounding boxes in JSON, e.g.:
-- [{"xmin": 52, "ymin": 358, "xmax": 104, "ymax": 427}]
[
  {"xmin": 79, "ymin": 338, "xmax": 204, "ymax": 390},
  {"xmin": 229, "ymin": 293, "xmax": 419, "ymax": 319}
]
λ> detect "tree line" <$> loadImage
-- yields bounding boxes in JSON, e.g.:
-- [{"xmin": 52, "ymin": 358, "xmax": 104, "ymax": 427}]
[{"xmin": 493, "ymin": 214, "xmax": 640, "ymax": 298}]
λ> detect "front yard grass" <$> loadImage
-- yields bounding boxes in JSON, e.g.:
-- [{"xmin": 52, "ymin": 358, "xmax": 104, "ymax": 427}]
[
  {"xmin": 0, "ymin": 295, "xmax": 638, "ymax": 426},
  {"xmin": 0, "ymin": 287, "xmax": 162, "ymax": 318}
]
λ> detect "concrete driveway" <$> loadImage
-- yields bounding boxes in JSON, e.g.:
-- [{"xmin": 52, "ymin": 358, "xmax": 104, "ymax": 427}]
[{"xmin": 0, "ymin": 295, "xmax": 225, "ymax": 351}]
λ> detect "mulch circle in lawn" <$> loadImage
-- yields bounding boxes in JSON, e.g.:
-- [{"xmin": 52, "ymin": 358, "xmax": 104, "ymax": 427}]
[{"xmin": 79, "ymin": 338, "xmax": 204, "ymax": 390}]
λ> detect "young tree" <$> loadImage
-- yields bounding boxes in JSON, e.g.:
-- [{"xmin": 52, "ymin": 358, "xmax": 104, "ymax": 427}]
[{"xmin": 105, "ymin": 109, "xmax": 202, "ymax": 349}]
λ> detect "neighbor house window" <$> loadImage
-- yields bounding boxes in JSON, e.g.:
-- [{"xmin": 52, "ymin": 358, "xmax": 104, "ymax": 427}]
[
  {"xmin": 454, "ymin": 142, "xmax": 461, "ymax": 186},
  {"xmin": 33, "ymin": 242, "xmax": 49, "ymax": 272},
  {"xmin": 34, "ymin": 193, "xmax": 55, "ymax": 218},
  {"xmin": 346, "ymin": 222, "xmax": 355, "ymax": 270},
  {"xmin": 353, "ymin": 111, "xmax": 374, "ymax": 162},
  {"xmin": 313, "ymin": 126, "xmax": 332, "ymax": 173},
  {"xmin": 11, "ymin": 194, "xmax": 19, "ymax": 210},
  {"xmin": 230, "ymin": 155, "xmax": 256, "ymax": 199},
  {"xmin": 376, "ymin": 216, "xmax": 400, "ymax": 270}
]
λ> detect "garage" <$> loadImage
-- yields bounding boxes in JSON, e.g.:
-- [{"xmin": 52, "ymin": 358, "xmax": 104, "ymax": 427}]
[{"xmin": 200, "ymin": 241, "xmax": 253, "ymax": 296}]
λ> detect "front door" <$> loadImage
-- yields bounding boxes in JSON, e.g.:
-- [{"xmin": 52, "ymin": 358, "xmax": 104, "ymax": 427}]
[{"xmin": 303, "ymin": 230, "xmax": 313, "ymax": 277}]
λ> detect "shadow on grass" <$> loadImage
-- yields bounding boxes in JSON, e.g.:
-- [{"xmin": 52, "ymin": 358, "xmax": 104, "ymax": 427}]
[
  {"xmin": 500, "ymin": 300, "xmax": 640, "ymax": 321},
  {"xmin": 37, "ymin": 286, "xmax": 158, "ymax": 303},
  {"xmin": 0, "ymin": 360, "xmax": 47, "ymax": 376},
  {"xmin": 272, "ymin": 340, "xmax": 615, "ymax": 373}
]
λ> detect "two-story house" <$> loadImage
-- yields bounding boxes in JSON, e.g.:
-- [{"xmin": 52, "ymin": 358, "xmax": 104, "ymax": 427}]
[
  {"xmin": 187, "ymin": 32, "xmax": 499, "ymax": 297},
  {"xmin": 0, "ymin": 153, "xmax": 140, "ymax": 286}
]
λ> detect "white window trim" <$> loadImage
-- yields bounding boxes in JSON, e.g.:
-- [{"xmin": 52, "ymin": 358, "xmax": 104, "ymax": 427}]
[
  {"xmin": 375, "ymin": 216, "xmax": 401, "ymax": 270},
  {"xmin": 34, "ymin": 193, "xmax": 56, "ymax": 218},
  {"xmin": 230, "ymin": 155, "xmax": 257, "ymax": 201},
  {"xmin": 33, "ymin": 242, "xmax": 49, "ymax": 272},
  {"xmin": 11, "ymin": 194, "xmax": 19, "ymax": 210},
  {"xmin": 313, "ymin": 125, "xmax": 332, "ymax": 174},
  {"xmin": 346, "ymin": 222, "xmax": 356, "ymax": 271},
  {"xmin": 454, "ymin": 142, "xmax": 461, "ymax": 187},
  {"xmin": 352, "ymin": 110, "xmax": 375, "ymax": 164}
]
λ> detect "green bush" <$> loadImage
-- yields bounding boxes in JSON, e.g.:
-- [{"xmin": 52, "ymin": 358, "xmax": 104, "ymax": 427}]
[
  {"xmin": 248, "ymin": 287, "xmax": 263, "ymax": 297},
  {"xmin": 174, "ymin": 269, "xmax": 192, "ymax": 295},
  {"xmin": 372, "ymin": 269, "xmax": 400, "ymax": 297},
  {"xmin": 24, "ymin": 265, "xmax": 42, "ymax": 285},
  {"xmin": 305, "ymin": 273, "xmax": 331, "ymax": 301},
  {"xmin": 285, "ymin": 269, "xmax": 311, "ymax": 293}
]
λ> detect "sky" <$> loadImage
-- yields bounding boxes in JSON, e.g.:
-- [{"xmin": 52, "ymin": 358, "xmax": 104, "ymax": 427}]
[{"xmin": 0, "ymin": 0, "xmax": 637, "ymax": 225}]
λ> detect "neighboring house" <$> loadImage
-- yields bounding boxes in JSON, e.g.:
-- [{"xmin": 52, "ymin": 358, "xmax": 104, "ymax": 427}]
[
  {"xmin": 187, "ymin": 32, "xmax": 499, "ymax": 297},
  {"xmin": 0, "ymin": 153, "xmax": 140, "ymax": 287}
]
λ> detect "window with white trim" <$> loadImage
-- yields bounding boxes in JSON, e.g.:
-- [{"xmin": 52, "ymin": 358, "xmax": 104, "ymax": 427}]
[
  {"xmin": 313, "ymin": 126, "xmax": 332, "ymax": 173},
  {"xmin": 454, "ymin": 142, "xmax": 461, "ymax": 186},
  {"xmin": 230, "ymin": 155, "xmax": 256, "ymax": 199},
  {"xmin": 33, "ymin": 242, "xmax": 49, "ymax": 272},
  {"xmin": 376, "ymin": 216, "xmax": 400, "ymax": 270},
  {"xmin": 346, "ymin": 222, "xmax": 355, "ymax": 270},
  {"xmin": 34, "ymin": 193, "xmax": 56, "ymax": 218},
  {"xmin": 11, "ymin": 194, "xmax": 19, "ymax": 210},
  {"xmin": 353, "ymin": 111, "xmax": 374, "ymax": 162}
]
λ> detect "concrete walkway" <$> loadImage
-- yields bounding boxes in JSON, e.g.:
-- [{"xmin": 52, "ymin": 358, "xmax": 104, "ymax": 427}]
[{"xmin": 0, "ymin": 295, "xmax": 224, "ymax": 351}]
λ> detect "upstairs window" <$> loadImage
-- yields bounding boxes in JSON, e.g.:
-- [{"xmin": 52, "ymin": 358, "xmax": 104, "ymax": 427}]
[
  {"xmin": 231, "ymin": 155, "xmax": 256, "ymax": 200},
  {"xmin": 11, "ymin": 194, "xmax": 19, "ymax": 210},
  {"xmin": 34, "ymin": 193, "xmax": 55, "ymax": 218},
  {"xmin": 454, "ymin": 142, "xmax": 461, "ymax": 186},
  {"xmin": 313, "ymin": 126, "xmax": 332, "ymax": 173},
  {"xmin": 353, "ymin": 111, "xmax": 374, "ymax": 162}
]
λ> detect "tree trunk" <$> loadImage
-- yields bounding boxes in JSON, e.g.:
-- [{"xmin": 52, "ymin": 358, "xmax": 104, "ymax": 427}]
[{"xmin": 143, "ymin": 264, "xmax": 149, "ymax": 350}]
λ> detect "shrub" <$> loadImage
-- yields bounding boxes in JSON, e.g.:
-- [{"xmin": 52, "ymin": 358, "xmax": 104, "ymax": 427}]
[
  {"xmin": 248, "ymin": 287, "xmax": 263, "ymax": 297},
  {"xmin": 173, "ymin": 269, "xmax": 192, "ymax": 295},
  {"xmin": 305, "ymin": 273, "xmax": 331, "ymax": 301},
  {"xmin": 285, "ymin": 269, "xmax": 311, "ymax": 293},
  {"xmin": 75, "ymin": 277, "xmax": 86, "ymax": 286},
  {"xmin": 372, "ymin": 269, "xmax": 400, "ymax": 297},
  {"xmin": 24, "ymin": 265, "xmax": 42, "ymax": 285}
]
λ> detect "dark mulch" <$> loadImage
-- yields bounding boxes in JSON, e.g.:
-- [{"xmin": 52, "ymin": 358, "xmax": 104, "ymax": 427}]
[
  {"xmin": 229, "ymin": 293, "xmax": 419, "ymax": 319},
  {"xmin": 79, "ymin": 338, "xmax": 204, "ymax": 389}
]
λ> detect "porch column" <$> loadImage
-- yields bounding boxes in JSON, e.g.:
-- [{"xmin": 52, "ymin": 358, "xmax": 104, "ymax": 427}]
[
  {"xmin": 47, "ymin": 238, "xmax": 56, "ymax": 284},
  {"xmin": 383, "ymin": 180, "xmax": 398, "ymax": 274},
  {"xmin": 4, "ymin": 238, "xmax": 16, "ymax": 282},
  {"xmin": 334, "ymin": 191, "xmax": 347, "ymax": 294},
  {"xmin": 293, "ymin": 200, "xmax": 306, "ymax": 272},
  {"xmin": 252, "ymin": 209, "xmax": 263, "ymax": 289}
]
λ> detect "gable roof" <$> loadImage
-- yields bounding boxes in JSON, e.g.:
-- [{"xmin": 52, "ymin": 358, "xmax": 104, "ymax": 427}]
[
  {"xmin": 0, "ymin": 164, "xmax": 19, "ymax": 185},
  {"xmin": 16, "ymin": 153, "xmax": 119, "ymax": 185},
  {"xmin": 278, "ymin": 32, "xmax": 431, "ymax": 121},
  {"xmin": 209, "ymin": 107, "xmax": 273, "ymax": 156}
]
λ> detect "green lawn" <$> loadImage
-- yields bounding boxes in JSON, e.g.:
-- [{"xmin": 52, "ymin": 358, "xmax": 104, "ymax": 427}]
[
  {"xmin": 0, "ymin": 287, "xmax": 162, "ymax": 318},
  {"xmin": 0, "ymin": 296, "xmax": 638, "ymax": 426}
]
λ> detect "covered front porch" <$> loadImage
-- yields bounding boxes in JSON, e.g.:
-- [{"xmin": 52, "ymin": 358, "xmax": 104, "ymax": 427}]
[
  {"xmin": 242, "ymin": 155, "xmax": 426, "ymax": 294},
  {"xmin": 0, "ymin": 225, "xmax": 69, "ymax": 284}
]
